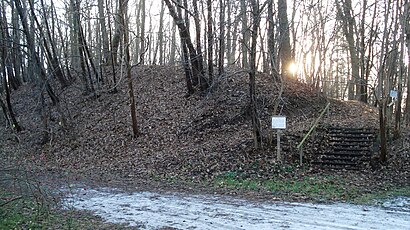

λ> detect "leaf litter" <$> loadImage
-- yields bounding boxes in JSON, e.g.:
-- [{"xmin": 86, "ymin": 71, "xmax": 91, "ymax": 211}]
[{"xmin": 0, "ymin": 65, "xmax": 408, "ymax": 201}]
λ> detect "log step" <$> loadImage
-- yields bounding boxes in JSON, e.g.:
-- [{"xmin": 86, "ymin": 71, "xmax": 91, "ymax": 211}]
[{"xmin": 314, "ymin": 127, "xmax": 378, "ymax": 170}]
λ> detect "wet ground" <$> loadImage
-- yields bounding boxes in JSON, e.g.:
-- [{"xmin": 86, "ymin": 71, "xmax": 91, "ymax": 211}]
[{"xmin": 63, "ymin": 186, "xmax": 410, "ymax": 230}]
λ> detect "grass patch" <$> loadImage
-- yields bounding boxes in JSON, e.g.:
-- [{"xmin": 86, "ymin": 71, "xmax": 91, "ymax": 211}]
[
  {"xmin": 0, "ymin": 190, "xmax": 52, "ymax": 229},
  {"xmin": 0, "ymin": 189, "xmax": 131, "ymax": 229},
  {"xmin": 214, "ymin": 171, "xmax": 360, "ymax": 201},
  {"xmin": 215, "ymin": 171, "xmax": 410, "ymax": 203},
  {"xmin": 353, "ymin": 186, "xmax": 410, "ymax": 205}
]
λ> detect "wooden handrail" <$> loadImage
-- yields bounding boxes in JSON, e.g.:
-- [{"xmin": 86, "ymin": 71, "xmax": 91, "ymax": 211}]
[{"xmin": 297, "ymin": 102, "xmax": 330, "ymax": 165}]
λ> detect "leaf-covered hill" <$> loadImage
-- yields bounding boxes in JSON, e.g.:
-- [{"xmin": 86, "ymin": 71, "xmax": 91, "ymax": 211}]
[{"xmin": 1, "ymin": 66, "xmax": 406, "ymax": 187}]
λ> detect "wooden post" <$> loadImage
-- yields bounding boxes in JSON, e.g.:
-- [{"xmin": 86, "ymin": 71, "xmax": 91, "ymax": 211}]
[
  {"xmin": 277, "ymin": 130, "xmax": 281, "ymax": 162},
  {"xmin": 272, "ymin": 116, "xmax": 286, "ymax": 163},
  {"xmin": 296, "ymin": 102, "xmax": 330, "ymax": 166}
]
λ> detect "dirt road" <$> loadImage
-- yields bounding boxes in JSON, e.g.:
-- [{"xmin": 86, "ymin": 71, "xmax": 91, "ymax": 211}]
[{"xmin": 63, "ymin": 186, "xmax": 410, "ymax": 230}]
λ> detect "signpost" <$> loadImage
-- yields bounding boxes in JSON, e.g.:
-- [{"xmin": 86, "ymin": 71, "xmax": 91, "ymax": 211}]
[
  {"xmin": 390, "ymin": 90, "xmax": 398, "ymax": 99},
  {"xmin": 389, "ymin": 90, "xmax": 398, "ymax": 107},
  {"xmin": 271, "ymin": 116, "xmax": 286, "ymax": 162}
]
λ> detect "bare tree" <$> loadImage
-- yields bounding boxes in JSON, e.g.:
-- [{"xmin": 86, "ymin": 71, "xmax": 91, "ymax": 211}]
[
  {"xmin": 120, "ymin": 0, "xmax": 139, "ymax": 137},
  {"xmin": 30, "ymin": 0, "xmax": 70, "ymax": 88},
  {"xmin": 192, "ymin": 0, "xmax": 204, "ymax": 86},
  {"xmin": 277, "ymin": 0, "xmax": 293, "ymax": 79},
  {"xmin": 404, "ymin": 1, "xmax": 410, "ymax": 124},
  {"xmin": 156, "ymin": 1, "xmax": 165, "ymax": 65},
  {"xmin": 207, "ymin": 0, "xmax": 213, "ymax": 83},
  {"xmin": 98, "ymin": 0, "xmax": 110, "ymax": 64},
  {"xmin": 0, "ymin": 10, "xmax": 21, "ymax": 131},
  {"xmin": 375, "ymin": 0, "xmax": 396, "ymax": 164},
  {"xmin": 335, "ymin": 0, "xmax": 362, "ymax": 101},
  {"xmin": 139, "ymin": 0, "xmax": 146, "ymax": 64},
  {"xmin": 267, "ymin": 0, "xmax": 284, "ymax": 116},
  {"xmin": 218, "ymin": 0, "xmax": 226, "ymax": 76},
  {"xmin": 241, "ymin": 1, "xmax": 249, "ymax": 68},
  {"xmin": 164, "ymin": 0, "xmax": 208, "ymax": 95},
  {"xmin": 14, "ymin": 0, "xmax": 59, "ymax": 105},
  {"xmin": 249, "ymin": 0, "xmax": 267, "ymax": 148},
  {"xmin": 111, "ymin": 1, "xmax": 123, "ymax": 65},
  {"xmin": 0, "ymin": 4, "xmax": 20, "ymax": 90}
]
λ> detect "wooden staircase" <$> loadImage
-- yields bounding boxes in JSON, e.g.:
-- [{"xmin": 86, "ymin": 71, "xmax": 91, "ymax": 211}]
[{"xmin": 314, "ymin": 127, "xmax": 378, "ymax": 169}]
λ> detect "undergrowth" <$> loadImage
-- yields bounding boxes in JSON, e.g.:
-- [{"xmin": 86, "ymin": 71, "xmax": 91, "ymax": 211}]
[
  {"xmin": 0, "ymin": 187, "xmax": 134, "ymax": 229},
  {"xmin": 214, "ymin": 169, "xmax": 409, "ymax": 203},
  {"xmin": 353, "ymin": 186, "xmax": 410, "ymax": 204},
  {"xmin": 215, "ymin": 171, "xmax": 358, "ymax": 201},
  {"xmin": 0, "ymin": 163, "xmax": 131, "ymax": 230},
  {"xmin": 0, "ymin": 189, "xmax": 57, "ymax": 229}
]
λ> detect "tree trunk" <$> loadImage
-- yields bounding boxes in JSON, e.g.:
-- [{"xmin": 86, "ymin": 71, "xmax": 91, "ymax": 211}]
[
  {"xmin": 69, "ymin": 0, "xmax": 80, "ymax": 69},
  {"xmin": 393, "ymin": 2, "xmax": 406, "ymax": 139},
  {"xmin": 218, "ymin": 0, "xmax": 225, "ymax": 77},
  {"xmin": 359, "ymin": 0, "xmax": 368, "ymax": 103},
  {"xmin": 0, "ymin": 7, "xmax": 20, "ymax": 90},
  {"xmin": 335, "ymin": 0, "xmax": 362, "ymax": 102},
  {"xmin": 0, "ymin": 98, "xmax": 11, "ymax": 127},
  {"xmin": 31, "ymin": 0, "xmax": 70, "ymax": 88},
  {"xmin": 181, "ymin": 39, "xmax": 195, "ymax": 95},
  {"xmin": 176, "ymin": 0, "xmax": 194, "ymax": 95},
  {"xmin": 73, "ymin": 0, "xmax": 94, "ymax": 94},
  {"xmin": 207, "ymin": 0, "xmax": 213, "ymax": 84},
  {"xmin": 1, "ymin": 64, "xmax": 21, "ymax": 132},
  {"xmin": 241, "ymin": 1, "xmax": 249, "ymax": 68},
  {"xmin": 379, "ymin": 100, "xmax": 388, "ymax": 163},
  {"xmin": 164, "ymin": 0, "xmax": 208, "ymax": 93},
  {"xmin": 404, "ymin": 1, "xmax": 410, "ymax": 124},
  {"xmin": 12, "ymin": 4, "xmax": 24, "ymax": 83},
  {"xmin": 249, "ymin": 0, "xmax": 263, "ymax": 148},
  {"xmin": 111, "ymin": 1, "xmax": 123, "ymax": 66},
  {"xmin": 278, "ymin": 0, "xmax": 293, "ymax": 79},
  {"xmin": 169, "ymin": 21, "xmax": 177, "ymax": 65},
  {"xmin": 158, "ymin": 1, "xmax": 165, "ymax": 65},
  {"xmin": 226, "ymin": 1, "xmax": 233, "ymax": 65},
  {"xmin": 98, "ymin": 0, "xmax": 110, "ymax": 64},
  {"xmin": 193, "ymin": 0, "xmax": 204, "ymax": 87},
  {"xmin": 139, "ymin": 0, "xmax": 146, "ymax": 64},
  {"xmin": 119, "ymin": 0, "xmax": 139, "ymax": 137},
  {"xmin": 268, "ymin": 0, "xmax": 278, "ymax": 78},
  {"xmin": 14, "ymin": 0, "xmax": 59, "ymax": 105},
  {"xmin": 376, "ymin": 0, "xmax": 394, "ymax": 164}
]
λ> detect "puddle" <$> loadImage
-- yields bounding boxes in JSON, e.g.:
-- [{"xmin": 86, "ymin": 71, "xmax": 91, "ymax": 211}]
[{"xmin": 63, "ymin": 187, "xmax": 410, "ymax": 230}]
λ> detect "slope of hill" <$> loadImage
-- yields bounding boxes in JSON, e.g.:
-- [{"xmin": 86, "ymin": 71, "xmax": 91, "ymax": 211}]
[{"xmin": 0, "ymin": 66, "xmax": 408, "ymax": 195}]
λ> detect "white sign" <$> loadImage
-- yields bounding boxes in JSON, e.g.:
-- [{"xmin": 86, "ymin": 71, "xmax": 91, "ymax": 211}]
[
  {"xmin": 390, "ymin": 90, "xmax": 398, "ymax": 99},
  {"xmin": 272, "ymin": 116, "xmax": 286, "ymax": 129}
]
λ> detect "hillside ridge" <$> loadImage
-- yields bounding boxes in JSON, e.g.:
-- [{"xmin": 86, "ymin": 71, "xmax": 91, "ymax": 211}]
[{"xmin": 0, "ymin": 66, "xmax": 386, "ymax": 181}]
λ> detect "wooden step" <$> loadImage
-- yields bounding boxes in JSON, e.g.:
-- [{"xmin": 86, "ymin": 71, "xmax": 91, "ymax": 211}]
[
  {"xmin": 330, "ymin": 142, "xmax": 371, "ymax": 148},
  {"xmin": 333, "ymin": 147, "xmax": 371, "ymax": 152},
  {"xmin": 328, "ymin": 138, "xmax": 374, "ymax": 143},
  {"xmin": 328, "ymin": 133, "xmax": 375, "ymax": 139},
  {"xmin": 313, "ymin": 126, "xmax": 378, "ymax": 170},
  {"xmin": 328, "ymin": 127, "xmax": 376, "ymax": 133},
  {"xmin": 328, "ymin": 130, "xmax": 376, "ymax": 135},
  {"xmin": 320, "ymin": 155, "xmax": 370, "ymax": 162},
  {"xmin": 322, "ymin": 151, "xmax": 371, "ymax": 157},
  {"xmin": 312, "ymin": 160, "xmax": 358, "ymax": 166}
]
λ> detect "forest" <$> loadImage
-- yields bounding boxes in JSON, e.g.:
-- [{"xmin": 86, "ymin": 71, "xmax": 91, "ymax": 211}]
[{"xmin": 0, "ymin": 0, "xmax": 410, "ymax": 219}]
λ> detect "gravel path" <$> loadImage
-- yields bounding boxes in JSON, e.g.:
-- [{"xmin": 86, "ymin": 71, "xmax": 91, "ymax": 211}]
[{"xmin": 63, "ymin": 187, "xmax": 410, "ymax": 230}]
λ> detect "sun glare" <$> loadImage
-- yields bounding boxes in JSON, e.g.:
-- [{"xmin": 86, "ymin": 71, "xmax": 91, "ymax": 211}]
[{"xmin": 288, "ymin": 62, "xmax": 298, "ymax": 75}]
